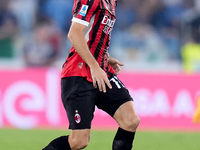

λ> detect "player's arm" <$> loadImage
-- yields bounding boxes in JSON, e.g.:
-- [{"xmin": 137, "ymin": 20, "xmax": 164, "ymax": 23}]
[
  {"xmin": 68, "ymin": 22, "xmax": 112, "ymax": 92},
  {"xmin": 107, "ymin": 53, "xmax": 124, "ymax": 75}
]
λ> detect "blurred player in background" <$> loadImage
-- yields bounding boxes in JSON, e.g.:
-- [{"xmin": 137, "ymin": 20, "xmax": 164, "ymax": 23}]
[
  {"xmin": 193, "ymin": 96, "xmax": 200, "ymax": 124},
  {"xmin": 43, "ymin": 0, "xmax": 140, "ymax": 149}
]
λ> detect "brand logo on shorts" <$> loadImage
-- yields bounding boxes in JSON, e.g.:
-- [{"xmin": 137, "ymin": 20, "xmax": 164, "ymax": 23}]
[{"xmin": 74, "ymin": 110, "xmax": 81, "ymax": 124}]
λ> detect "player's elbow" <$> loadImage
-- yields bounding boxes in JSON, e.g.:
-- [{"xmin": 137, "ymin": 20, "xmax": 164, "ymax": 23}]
[
  {"xmin": 67, "ymin": 31, "xmax": 73, "ymax": 43},
  {"xmin": 67, "ymin": 29, "xmax": 80, "ymax": 44}
]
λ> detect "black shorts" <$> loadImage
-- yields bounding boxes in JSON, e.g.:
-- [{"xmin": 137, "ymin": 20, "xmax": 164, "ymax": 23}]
[{"xmin": 61, "ymin": 74, "xmax": 133, "ymax": 130}]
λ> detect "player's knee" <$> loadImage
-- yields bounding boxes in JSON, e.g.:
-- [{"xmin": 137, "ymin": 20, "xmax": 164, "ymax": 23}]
[
  {"xmin": 74, "ymin": 139, "xmax": 89, "ymax": 149},
  {"xmin": 70, "ymin": 134, "xmax": 90, "ymax": 149},
  {"xmin": 130, "ymin": 115, "xmax": 140, "ymax": 131},
  {"xmin": 76, "ymin": 139, "xmax": 89, "ymax": 149},
  {"xmin": 124, "ymin": 115, "xmax": 140, "ymax": 132}
]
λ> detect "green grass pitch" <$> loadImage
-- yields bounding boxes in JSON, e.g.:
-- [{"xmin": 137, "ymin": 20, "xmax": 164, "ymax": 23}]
[{"xmin": 0, "ymin": 128, "xmax": 200, "ymax": 150}]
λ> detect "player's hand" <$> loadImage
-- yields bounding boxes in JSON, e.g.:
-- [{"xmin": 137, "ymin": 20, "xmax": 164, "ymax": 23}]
[
  {"xmin": 108, "ymin": 57, "xmax": 124, "ymax": 75},
  {"xmin": 90, "ymin": 67, "xmax": 112, "ymax": 93}
]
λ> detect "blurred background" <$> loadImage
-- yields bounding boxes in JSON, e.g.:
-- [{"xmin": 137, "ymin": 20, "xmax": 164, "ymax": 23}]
[
  {"xmin": 0, "ymin": 0, "xmax": 200, "ymax": 72},
  {"xmin": 1, "ymin": 0, "xmax": 200, "ymax": 150}
]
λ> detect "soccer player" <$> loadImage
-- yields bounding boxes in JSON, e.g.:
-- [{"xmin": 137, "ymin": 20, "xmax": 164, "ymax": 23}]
[
  {"xmin": 42, "ymin": 0, "xmax": 140, "ymax": 150},
  {"xmin": 193, "ymin": 97, "xmax": 200, "ymax": 124}
]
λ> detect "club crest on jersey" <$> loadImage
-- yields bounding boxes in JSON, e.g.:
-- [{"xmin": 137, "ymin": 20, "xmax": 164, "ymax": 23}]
[
  {"xmin": 74, "ymin": 110, "xmax": 81, "ymax": 124},
  {"xmin": 79, "ymin": 4, "xmax": 88, "ymax": 16},
  {"xmin": 78, "ymin": 62, "xmax": 83, "ymax": 69}
]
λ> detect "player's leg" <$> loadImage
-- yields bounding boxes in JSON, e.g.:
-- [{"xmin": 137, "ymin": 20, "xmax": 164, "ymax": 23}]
[
  {"xmin": 96, "ymin": 75, "xmax": 139, "ymax": 150},
  {"xmin": 42, "ymin": 129, "xmax": 90, "ymax": 150},
  {"xmin": 68, "ymin": 129, "xmax": 90, "ymax": 150},
  {"xmin": 112, "ymin": 101, "xmax": 140, "ymax": 150},
  {"xmin": 42, "ymin": 135, "xmax": 71, "ymax": 150},
  {"xmin": 113, "ymin": 101, "xmax": 139, "ymax": 132},
  {"xmin": 193, "ymin": 97, "xmax": 200, "ymax": 124},
  {"xmin": 42, "ymin": 77, "xmax": 97, "ymax": 150}
]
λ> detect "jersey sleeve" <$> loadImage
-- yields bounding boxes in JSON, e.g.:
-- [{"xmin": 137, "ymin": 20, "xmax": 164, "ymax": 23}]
[{"xmin": 72, "ymin": 0, "xmax": 99, "ymax": 26}]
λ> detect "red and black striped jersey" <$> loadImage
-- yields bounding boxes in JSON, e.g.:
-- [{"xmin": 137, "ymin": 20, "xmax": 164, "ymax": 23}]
[{"xmin": 61, "ymin": 0, "xmax": 117, "ymax": 82}]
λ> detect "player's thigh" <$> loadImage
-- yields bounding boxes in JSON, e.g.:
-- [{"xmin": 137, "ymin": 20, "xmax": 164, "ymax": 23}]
[
  {"xmin": 61, "ymin": 77, "xmax": 97, "ymax": 130},
  {"xmin": 113, "ymin": 101, "xmax": 140, "ymax": 132},
  {"xmin": 96, "ymin": 75, "xmax": 133, "ymax": 117}
]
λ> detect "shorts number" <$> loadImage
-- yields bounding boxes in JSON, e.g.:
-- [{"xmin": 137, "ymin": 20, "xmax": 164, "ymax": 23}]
[{"xmin": 110, "ymin": 76, "xmax": 125, "ymax": 89}]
